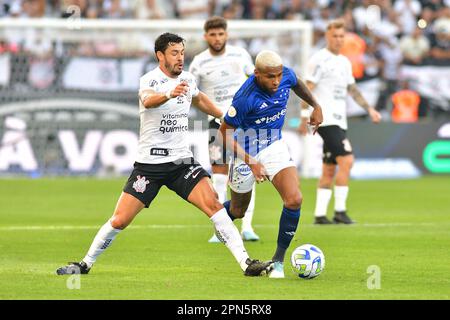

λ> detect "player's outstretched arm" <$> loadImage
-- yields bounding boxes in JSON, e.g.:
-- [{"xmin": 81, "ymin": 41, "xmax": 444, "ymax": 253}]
[
  {"xmin": 347, "ymin": 84, "xmax": 382, "ymax": 123},
  {"xmin": 139, "ymin": 82, "xmax": 190, "ymax": 109},
  {"xmin": 219, "ymin": 121, "xmax": 268, "ymax": 183},
  {"xmin": 192, "ymin": 91, "xmax": 224, "ymax": 119}
]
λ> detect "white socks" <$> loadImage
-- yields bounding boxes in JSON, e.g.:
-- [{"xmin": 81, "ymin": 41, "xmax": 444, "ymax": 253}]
[
  {"xmin": 210, "ymin": 208, "xmax": 250, "ymax": 271},
  {"xmin": 241, "ymin": 186, "xmax": 256, "ymax": 232},
  {"xmin": 314, "ymin": 188, "xmax": 332, "ymax": 217},
  {"xmin": 212, "ymin": 173, "xmax": 228, "ymax": 203},
  {"xmin": 314, "ymin": 186, "xmax": 349, "ymax": 217},
  {"xmin": 334, "ymin": 186, "xmax": 349, "ymax": 212},
  {"xmin": 82, "ymin": 220, "xmax": 122, "ymax": 268}
]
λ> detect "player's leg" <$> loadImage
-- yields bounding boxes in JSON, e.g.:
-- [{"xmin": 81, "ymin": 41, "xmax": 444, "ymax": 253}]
[
  {"xmin": 314, "ymin": 126, "xmax": 342, "ymax": 225},
  {"xmin": 82, "ymin": 192, "xmax": 145, "ymax": 265},
  {"xmin": 225, "ymin": 156, "xmax": 256, "ymax": 220},
  {"xmin": 314, "ymin": 163, "xmax": 335, "ymax": 224},
  {"xmin": 211, "ymin": 164, "xmax": 229, "ymax": 202},
  {"xmin": 169, "ymin": 162, "xmax": 270, "ymax": 276},
  {"xmin": 241, "ymin": 186, "xmax": 260, "ymax": 241},
  {"xmin": 333, "ymin": 153, "xmax": 355, "ymax": 224},
  {"xmin": 208, "ymin": 164, "xmax": 228, "ymax": 243},
  {"xmin": 208, "ymin": 118, "xmax": 230, "ymax": 242},
  {"xmin": 209, "ymin": 118, "xmax": 229, "ymax": 204},
  {"xmin": 269, "ymin": 166, "xmax": 302, "ymax": 278},
  {"xmin": 56, "ymin": 193, "xmax": 146, "ymax": 275},
  {"xmin": 228, "ymin": 188, "xmax": 253, "ymax": 219},
  {"xmin": 56, "ymin": 167, "xmax": 161, "ymax": 275},
  {"xmin": 331, "ymin": 129, "xmax": 355, "ymax": 224}
]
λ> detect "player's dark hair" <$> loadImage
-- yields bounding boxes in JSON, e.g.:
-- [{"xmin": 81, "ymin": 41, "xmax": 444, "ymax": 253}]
[
  {"xmin": 204, "ymin": 16, "xmax": 227, "ymax": 32},
  {"xmin": 154, "ymin": 33, "xmax": 185, "ymax": 60}
]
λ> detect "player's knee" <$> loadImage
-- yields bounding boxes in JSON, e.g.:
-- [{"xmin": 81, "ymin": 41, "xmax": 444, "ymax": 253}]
[
  {"xmin": 110, "ymin": 215, "xmax": 128, "ymax": 230},
  {"xmin": 284, "ymin": 193, "xmax": 302, "ymax": 210},
  {"xmin": 319, "ymin": 175, "xmax": 333, "ymax": 188},
  {"xmin": 347, "ymin": 156, "xmax": 355, "ymax": 168},
  {"xmin": 205, "ymin": 198, "xmax": 223, "ymax": 214},
  {"xmin": 230, "ymin": 204, "xmax": 247, "ymax": 219}
]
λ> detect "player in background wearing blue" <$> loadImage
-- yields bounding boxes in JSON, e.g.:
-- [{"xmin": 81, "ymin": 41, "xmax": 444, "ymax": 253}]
[{"xmin": 219, "ymin": 50, "xmax": 323, "ymax": 278}]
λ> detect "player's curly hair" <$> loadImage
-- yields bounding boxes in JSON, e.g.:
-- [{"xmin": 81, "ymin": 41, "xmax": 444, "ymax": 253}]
[{"xmin": 154, "ymin": 33, "xmax": 185, "ymax": 60}]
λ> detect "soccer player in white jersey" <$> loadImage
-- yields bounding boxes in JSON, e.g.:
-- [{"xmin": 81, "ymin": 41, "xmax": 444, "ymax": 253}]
[
  {"xmin": 220, "ymin": 50, "xmax": 323, "ymax": 278},
  {"xmin": 189, "ymin": 16, "xmax": 260, "ymax": 243},
  {"xmin": 298, "ymin": 20, "xmax": 382, "ymax": 225},
  {"xmin": 56, "ymin": 33, "xmax": 271, "ymax": 277}
]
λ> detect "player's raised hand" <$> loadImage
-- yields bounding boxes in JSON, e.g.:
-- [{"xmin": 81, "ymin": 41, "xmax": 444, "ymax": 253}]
[
  {"xmin": 309, "ymin": 106, "xmax": 323, "ymax": 135},
  {"xmin": 249, "ymin": 162, "xmax": 269, "ymax": 184},
  {"xmin": 170, "ymin": 82, "xmax": 189, "ymax": 98},
  {"xmin": 368, "ymin": 107, "xmax": 382, "ymax": 123}
]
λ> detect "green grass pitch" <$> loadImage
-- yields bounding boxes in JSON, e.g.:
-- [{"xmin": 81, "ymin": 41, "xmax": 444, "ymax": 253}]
[{"xmin": 0, "ymin": 176, "xmax": 449, "ymax": 300}]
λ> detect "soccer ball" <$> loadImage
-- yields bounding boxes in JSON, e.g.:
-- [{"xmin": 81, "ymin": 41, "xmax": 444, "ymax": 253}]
[{"xmin": 290, "ymin": 244, "xmax": 325, "ymax": 279}]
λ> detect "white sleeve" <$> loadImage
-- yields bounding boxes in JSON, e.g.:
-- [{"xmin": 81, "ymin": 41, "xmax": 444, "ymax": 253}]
[
  {"xmin": 346, "ymin": 59, "xmax": 356, "ymax": 85},
  {"xmin": 188, "ymin": 57, "xmax": 201, "ymax": 88},
  {"xmin": 139, "ymin": 75, "xmax": 159, "ymax": 92},
  {"xmin": 241, "ymin": 48, "xmax": 255, "ymax": 76},
  {"xmin": 305, "ymin": 56, "xmax": 322, "ymax": 84},
  {"xmin": 190, "ymin": 75, "xmax": 200, "ymax": 97}
]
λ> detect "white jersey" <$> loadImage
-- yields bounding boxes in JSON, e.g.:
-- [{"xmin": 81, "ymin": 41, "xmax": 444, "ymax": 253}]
[
  {"xmin": 189, "ymin": 45, "xmax": 254, "ymax": 120},
  {"xmin": 306, "ymin": 48, "xmax": 355, "ymax": 130},
  {"xmin": 136, "ymin": 67, "xmax": 199, "ymax": 164}
]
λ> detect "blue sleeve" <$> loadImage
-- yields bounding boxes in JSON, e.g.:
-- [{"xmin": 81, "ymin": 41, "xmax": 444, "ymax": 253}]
[
  {"xmin": 286, "ymin": 67, "xmax": 298, "ymax": 88},
  {"xmin": 224, "ymin": 96, "xmax": 251, "ymax": 128}
]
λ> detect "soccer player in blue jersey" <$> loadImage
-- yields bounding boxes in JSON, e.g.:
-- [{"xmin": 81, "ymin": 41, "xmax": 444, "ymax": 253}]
[{"xmin": 219, "ymin": 50, "xmax": 323, "ymax": 278}]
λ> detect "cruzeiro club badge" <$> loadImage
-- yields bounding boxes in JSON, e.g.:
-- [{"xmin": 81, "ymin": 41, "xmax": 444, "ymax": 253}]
[{"xmin": 133, "ymin": 175, "xmax": 150, "ymax": 193}]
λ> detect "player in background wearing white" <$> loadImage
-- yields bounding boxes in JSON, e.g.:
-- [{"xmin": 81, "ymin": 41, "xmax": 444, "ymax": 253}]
[
  {"xmin": 189, "ymin": 16, "xmax": 260, "ymax": 243},
  {"xmin": 298, "ymin": 20, "xmax": 382, "ymax": 225},
  {"xmin": 56, "ymin": 33, "xmax": 271, "ymax": 277},
  {"xmin": 220, "ymin": 50, "xmax": 323, "ymax": 278}
]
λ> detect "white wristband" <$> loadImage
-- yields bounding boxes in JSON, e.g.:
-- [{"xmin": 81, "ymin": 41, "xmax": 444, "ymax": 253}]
[
  {"xmin": 300, "ymin": 109, "xmax": 310, "ymax": 118},
  {"xmin": 165, "ymin": 90, "xmax": 172, "ymax": 99}
]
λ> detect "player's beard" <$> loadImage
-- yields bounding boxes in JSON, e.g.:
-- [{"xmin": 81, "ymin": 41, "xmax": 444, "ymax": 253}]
[
  {"xmin": 166, "ymin": 62, "xmax": 182, "ymax": 76},
  {"xmin": 208, "ymin": 42, "xmax": 226, "ymax": 54}
]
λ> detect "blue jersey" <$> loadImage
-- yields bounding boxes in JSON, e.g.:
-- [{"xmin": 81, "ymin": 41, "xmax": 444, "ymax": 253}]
[{"xmin": 224, "ymin": 66, "xmax": 298, "ymax": 156}]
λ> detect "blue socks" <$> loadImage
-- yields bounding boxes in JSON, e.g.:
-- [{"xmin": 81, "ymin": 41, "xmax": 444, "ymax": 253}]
[
  {"xmin": 222, "ymin": 200, "xmax": 235, "ymax": 221},
  {"xmin": 273, "ymin": 206, "xmax": 301, "ymax": 262}
]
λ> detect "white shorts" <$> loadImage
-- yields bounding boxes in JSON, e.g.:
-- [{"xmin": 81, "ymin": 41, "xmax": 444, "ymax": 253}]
[{"xmin": 228, "ymin": 139, "xmax": 296, "ymax": 193}]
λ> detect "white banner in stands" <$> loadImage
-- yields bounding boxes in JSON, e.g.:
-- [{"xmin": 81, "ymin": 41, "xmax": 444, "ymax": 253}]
[
  {"xmin": 63, "ymin": 57, "xmax": 145, "ymax": 91},
  {"xmin": 401, "ymin": 66, "xmax": 450, "ymax": 103}
]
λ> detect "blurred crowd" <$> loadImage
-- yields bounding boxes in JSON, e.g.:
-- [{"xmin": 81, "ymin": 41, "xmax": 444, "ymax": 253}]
[{"xmin": 0, "ymin": 0, "xmax": 449, "ymax": 119}]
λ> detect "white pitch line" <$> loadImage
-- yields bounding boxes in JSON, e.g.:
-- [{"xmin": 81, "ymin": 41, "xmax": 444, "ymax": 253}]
[{"xmin": 0, "ymin": 222, "xmax": 442, "ymax": 231}]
